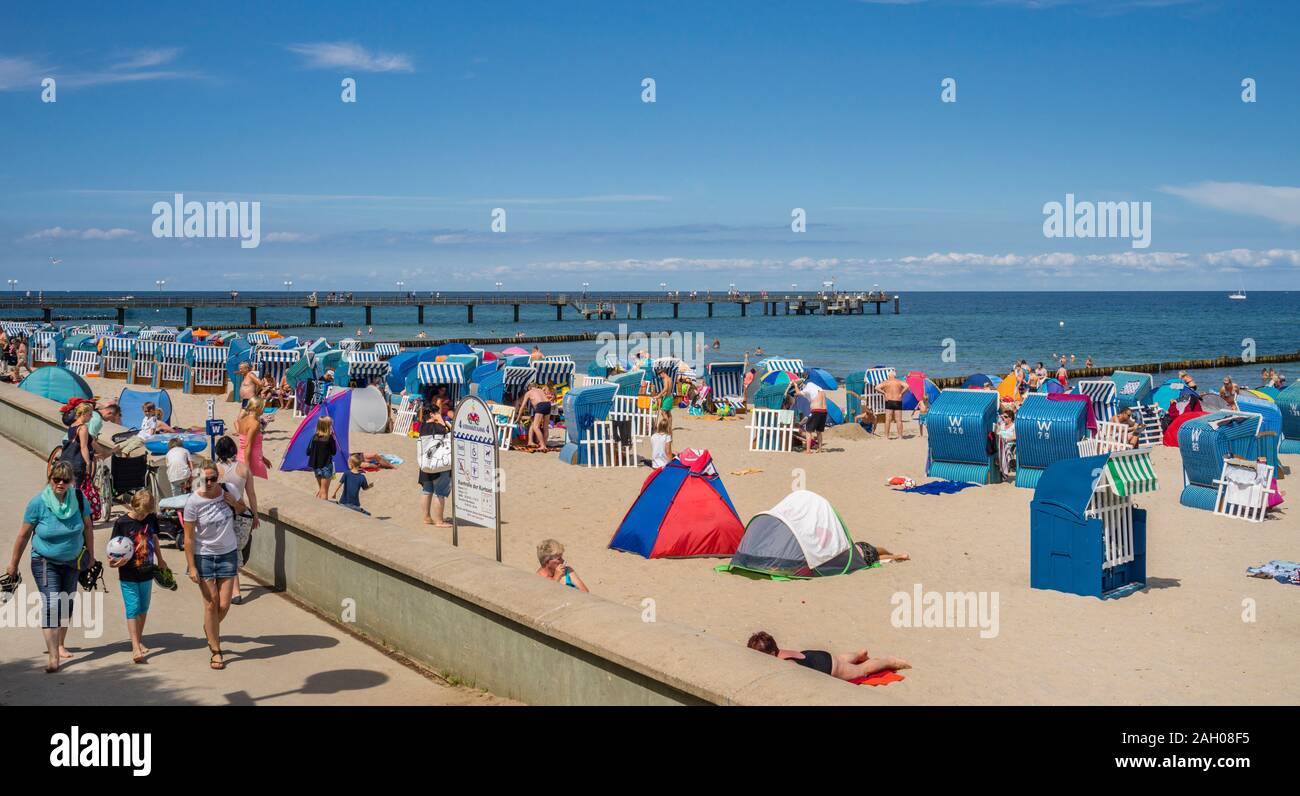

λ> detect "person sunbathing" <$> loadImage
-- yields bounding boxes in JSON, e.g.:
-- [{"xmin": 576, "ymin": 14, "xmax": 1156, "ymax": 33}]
[
  {"xmin": 746, "ymin": 631, "xmax": 911, "ymax": 681},
  {"xmin": 1112, "ymin": 407, "xmax": 1140, "ymax": 447},
  {"xmin": 357, "ymin": 452, "xmax": 397, "ymax": 469}
]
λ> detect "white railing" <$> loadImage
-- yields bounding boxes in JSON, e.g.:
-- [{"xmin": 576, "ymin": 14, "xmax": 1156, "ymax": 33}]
[
  {"xmin": 65, "ymin": 350, "xmax": 101, "ymax": 378},
  {"xmin": 1088, "ymin": 485, "xmax": 1135, "ymax": 570},
  {"xmin": 611, "ymin": 394, "xmax": 654, "ymax": 439},
  {"xmin": 391, "ymin": 396, "xmax": 420, "ymax": 437},
  {"xmin": 1213, "ymin": 460, "xmax": 1276, "ymax": 523},
  {"xmin": 583, "ymin": 420, "xmax": 640, "ymax": 467},
  {"xmin": 748, "ymin": 408, "xmax": 795, "ymax": 452}
]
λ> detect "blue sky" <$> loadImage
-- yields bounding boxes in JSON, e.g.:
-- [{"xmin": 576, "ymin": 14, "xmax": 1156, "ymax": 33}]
[{"xmin": 2, "ymin": 0, "xmax": 1299, "ymax": 291}]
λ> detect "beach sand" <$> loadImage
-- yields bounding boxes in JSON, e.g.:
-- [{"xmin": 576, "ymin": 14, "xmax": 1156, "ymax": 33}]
[{"xmin": 115, "ymin": 378, "xmax": 1298, "ymax": 704}]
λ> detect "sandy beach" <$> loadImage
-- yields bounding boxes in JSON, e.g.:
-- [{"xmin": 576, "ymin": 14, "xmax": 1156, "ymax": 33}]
[{"xmin": 86, "ymin": 375, "xmax": 1292, "ymax": 706}]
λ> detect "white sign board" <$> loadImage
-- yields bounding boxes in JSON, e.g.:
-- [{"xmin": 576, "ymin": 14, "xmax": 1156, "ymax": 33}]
[{"xmin": 451, "ymin": 396, "xmax": 500, "ymax": 555}]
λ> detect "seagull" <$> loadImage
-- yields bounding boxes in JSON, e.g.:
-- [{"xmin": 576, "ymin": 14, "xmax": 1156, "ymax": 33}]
[{"xmin": 48, "ymin": 258, "xmax": 62, "ymax": 266}]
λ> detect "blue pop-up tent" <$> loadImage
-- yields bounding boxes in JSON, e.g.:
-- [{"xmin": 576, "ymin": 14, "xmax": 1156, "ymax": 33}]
[{"xmin": 280, "ymin": 389, "xmax": 351, "ymax": 473}]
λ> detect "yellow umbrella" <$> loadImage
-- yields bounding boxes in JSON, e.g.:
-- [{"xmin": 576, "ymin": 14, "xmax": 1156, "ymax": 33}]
[{"xmin": 1244, "ymin": 389, "xmax": 1275, "ymax": 402}]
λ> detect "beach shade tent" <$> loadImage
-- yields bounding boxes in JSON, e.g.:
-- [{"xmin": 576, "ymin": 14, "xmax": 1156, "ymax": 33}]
[
  {"xmin": 997, "ymin": 374, "xmax": 1020, "ymax": 402},
  {"xmin": 962, "ymin": 373, "xmax": 997, "ymax": 390},
  {"xmin": 476, "ymin": 365, "xmax": 535, "ymax": 405},
  {"xmin": 384, "ymin": 351, "xmax": 422, "ymax": 393},
  {"xmin": 1278, "ymin": 382, "xmax": 1300, "ymax": 455},
  {"xmin": 414, "ymin": 360, "xmax": 474, "ymax": 403},
  {"xmin": 1177, "ymin": 411, "xmax": 1266, "ymax": 512},
  {"xmin": 706, "ymin": 362, "xmax": 747, "ymax": 411},
  {"xmin": 1235, "ymin": 393, "xmax": 1283, "ymax": 470},
  {"xmin": 806, "ymin": 368, "xmax": 837, "ymax": 391},
  {"xmin": 1030, "ymin": 449, "xmax": 1156, "ymax": 599},
  {"xmin": 18, "ymin": 367, "xmax": 92, "ymax": 404},
  {"xmin": 280, "ymin": 390, "xmax": 352, "ymax": 474},
  {"xmin": 1162, "ymin": 409, "xmax": 1206, "ymax": 447},
  {"xmin": 1151, "ymin": 380, "xmax": 1196, "ymax": 412},
  {"xmin": 925, "ymin": 388, "xmax": 1001, "ymax": 484},
  {"xmin": 1251, "ymin": 386, "xmax": 1281, "ymax": 400},
  {"xmin": 609, "ymin": 449, "xmax": 744, "ymax": 559},
  {"xmin": 1014, "ymin": 394, "xmax": 1089, "ymax": 489},
  {"xmin": 347, "ymin": 385, "xmax": 390, "ymax": 433},
  {"xmin": 718, "ymin": 489, "xmax": 871, "ymax": 579},
  {"xmin": 1075, "ymin": 379, "xmax": 1118, "ymax": 422},
  {"xmin": 118, "ymin": 388, "xmax": 173, "ymax": 428},
  {"xmin": 151, "ymin": 342, "xmax": 193, "ymax": 389},
  {"xmin": 1110, "ymin": 370, "xmax": 1154, "ymax": 411},
  {"xmin": 558, "ymin": 384, "xmax": 618, "ymax": 465},
  {"xmin": 185, "ymin": 345, "xmax": 229, "ymax": 394},
  {"xmin": 100, "ymin": 336, "xmax": 134, "ymax": 378}
]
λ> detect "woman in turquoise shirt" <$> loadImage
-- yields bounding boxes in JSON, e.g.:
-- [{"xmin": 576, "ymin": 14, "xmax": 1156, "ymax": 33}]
[{"xmin": 5, "ymin": 461, "xmax": 96, "ymax": 673}]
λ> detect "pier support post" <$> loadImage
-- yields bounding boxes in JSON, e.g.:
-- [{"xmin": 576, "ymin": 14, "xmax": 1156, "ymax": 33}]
[
  {"xmin": 636, "ymin": 303, "xmax": 643, "ymax": 319},
  {"xmin": 556, "ymin": 304, "xmax": 563, "ymax": 321},
  {"xmin": 308, "ymin": 306, "xmax": 317, "ymax": 325},
  {"xmin": 185, "ymin": 307, "xmax": 193, "ymax": 327},
  {"xmin": 894, "ymin": 296, "xmax": 900, "ymax": 315},
  {"xmin": 740, "ymin": 302, "xmax": 747, "ymax": 317},
  {"xmin": 417, "ymin": 305, "xmax": 424, "ymax": 324},
  {"xmin": 249, "ymin": 306, "xmax": 257, "ymax": 326},
  {"xmin": 43, "ymin": 307, "xmax": 51, "ymax": 322},
  {"xmin": 672, "ymin": 303, "xmax": 679, "ymax": 319},
  {"xmin": 365, "ymin": 305, "xmax": 372, "ymax": 326},
  {"xmin": 116, "ymin": 307, "xmax": 125, "ymax": 325},
  {"xmin": 467, "ymin": 304, "xmax": 474, "ymax": 324},
  {"xmin": 876, "ymin": 301, "xmax": 881, "ymax": 315},
  {"xmin": 513, "ymin": 304, "xmax": 520, "ymax": 322},
  {"xmin": 707, "ymin": 302, "xmax": 713, "ymax": 318}
]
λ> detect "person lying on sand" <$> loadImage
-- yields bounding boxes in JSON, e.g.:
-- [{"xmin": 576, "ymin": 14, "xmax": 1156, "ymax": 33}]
[{"xmin": 746, "ymin": 631, "xmax": 911, "ymax": 681}]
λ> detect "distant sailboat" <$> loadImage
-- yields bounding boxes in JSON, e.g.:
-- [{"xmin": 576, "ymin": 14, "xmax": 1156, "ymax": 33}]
[{"xmin": 1229, "ymin": 288, "xmax": 1247, "ymax": 300}]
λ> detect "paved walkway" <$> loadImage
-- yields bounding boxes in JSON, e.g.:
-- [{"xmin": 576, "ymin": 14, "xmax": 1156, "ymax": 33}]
[{"xmin": 0, "ymin": 435, "xmax": 510, "ymax": 706}]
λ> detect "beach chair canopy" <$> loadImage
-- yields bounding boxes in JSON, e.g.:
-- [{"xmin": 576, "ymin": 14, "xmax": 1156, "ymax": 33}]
[
  {"xmin": 18, "ymin": 366, "xmax": 92, "ymax": 404},
  {"xmin": 758, "ymin": 357, "xmax": 805, "ymax": 376},
  {"xmin": 1110, "ymin": 370, "xmax": 1154, "ymax": 409},
  {"xmin": 1178, "ymin": 411, "xmax": 1262, "ymax": 490},
  {"xmin": 1032, "ymin": 450, "xmax": 1157, "ymax": 521},
  {"xmin": 720, "ymin": 490, "xmax": 870, "ymax": 579},
  {"xmin": 609, "ymin": 449, "xmax": 744, "ymax": 559}
]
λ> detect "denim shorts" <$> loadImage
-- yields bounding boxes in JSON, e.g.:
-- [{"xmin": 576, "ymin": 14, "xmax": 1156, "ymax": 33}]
[
  {"xmin": 119, "ymin": 579, "xmax": 153, "ymax": 619},
  {"xmin": 419, "ymin": 470, "xmax": 450, "ymax": 497},
  {"xmin": 194, "ymin": 549, "xmax": 239, "ymax": 580},
  {"xmin": 313, "ymin": 464, "xmax": 335, "ymax": 480},
  {"xmin": 31, "ymin": 555, "xmax": 79, "ymax": 629}
]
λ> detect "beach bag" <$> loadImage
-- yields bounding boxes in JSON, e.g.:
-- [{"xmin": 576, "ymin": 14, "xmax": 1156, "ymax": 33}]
[
  {"xmin": 418, "ymin": 433, "xmax": 452, "ymax": 474},
  {"xmin": 635, "ymin": 395, "xmax": 652, "ymax": 411}
]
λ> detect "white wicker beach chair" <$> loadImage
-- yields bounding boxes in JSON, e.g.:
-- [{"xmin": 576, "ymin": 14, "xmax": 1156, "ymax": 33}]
[
  {"xmin": 747, "ymin": 407, "xmax": 795, "ymax": 452},
  {"xmin": 583, "ymin": 420, "xmax": 639, "ymax": 467},
  {"xmin": 1213, "ymin": 459, "xmax": 1276, "ymax": 523}
]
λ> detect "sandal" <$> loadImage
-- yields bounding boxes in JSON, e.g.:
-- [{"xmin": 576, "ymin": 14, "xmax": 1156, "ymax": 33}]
[{"xmin": 209, "ymin": 647, "xmax": 225, "ymax": 670}]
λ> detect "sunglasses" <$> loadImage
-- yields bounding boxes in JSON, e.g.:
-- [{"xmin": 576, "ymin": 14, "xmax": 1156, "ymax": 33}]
[
  {"xmin": 204, "ymin": 476, "xmax": 219, "ymax": 484},
  {"xmin": 51, "ymin": 477, "xmax": 71, "ymax": 485}
]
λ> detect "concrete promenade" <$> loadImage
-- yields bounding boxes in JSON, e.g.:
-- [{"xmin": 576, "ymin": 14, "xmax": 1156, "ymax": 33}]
[{"xmin": 0, "ymin": 435, "xmax": 510, "ymax": 707}]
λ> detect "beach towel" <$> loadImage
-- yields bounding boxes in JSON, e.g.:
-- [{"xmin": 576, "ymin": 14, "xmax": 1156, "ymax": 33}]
[
  {"xmin": 851, "ymin": 671, "xmax": 905, "ymax": 686},
  {"xmin": 1246, "ymin": 560, "xmax": 1300, "ymax": 585},
  {"xmin": 895, "ymin": 480, "xmax": 979, "ymax": 495}
]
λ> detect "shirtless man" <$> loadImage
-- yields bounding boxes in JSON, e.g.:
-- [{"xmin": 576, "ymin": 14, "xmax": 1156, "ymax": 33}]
[
  {"xmin": 1111, "ymin": 407, "xmax": 1140, "ymax": 448},
  {"xmin": 238, "ymin": 362, "xmax": 268, "ymax": 406},
  {"xmin": 529, "ymin": 345, "xmax": 544, "ymax": 362},
  {"xmin": 520, "ymin": 385, "xmax": 555, "ymax": 451},
  {"xmin": 799, "ymin": 378, "xmax": 828, "ymax": 453},
  {"xmin": 875, "ymin": 369, "xmax": 909, "ymax": 440}
]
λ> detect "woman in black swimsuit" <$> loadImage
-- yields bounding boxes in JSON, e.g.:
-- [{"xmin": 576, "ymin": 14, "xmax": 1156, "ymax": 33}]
[{"xmin": 746, "ymin": 631, "xmax": 910, "ymax": 681}]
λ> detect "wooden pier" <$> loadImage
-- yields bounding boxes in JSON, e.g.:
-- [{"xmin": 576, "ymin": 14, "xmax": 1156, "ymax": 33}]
[{"xmin": 0, "ymin": 290, "xmax": 899, "ymax": 328}]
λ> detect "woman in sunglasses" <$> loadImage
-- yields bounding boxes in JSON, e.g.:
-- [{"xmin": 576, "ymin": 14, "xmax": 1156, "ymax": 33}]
[
  {"xmin": 181, "ymin": 461, "xmax": 247, "ymax": 671},
  {"xmin": 5, "ymin": 462, "xmax": 95, "ymax": 673}
]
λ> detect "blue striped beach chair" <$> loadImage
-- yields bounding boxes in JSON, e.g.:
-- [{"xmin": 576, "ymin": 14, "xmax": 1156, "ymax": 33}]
[
  {"xmin": 346, "ymin": 359, "xmax": 392, "ymax": 389},
  {"xmin": 1075, "ymin": 379, "xmax": 1118, "ymax": 423},
  {"xmin": 29, "ymin": 330, "xmax": 57, "ymax": 368},
  {"xmin": 1014, "ymin": 394, "xmax": 1088, "ymax": 488},
  {"xmin": 925, "ymin": 388, "xmax": 1000, "ymax": 484},
  {"xmin": 246, "ymin": 332, "xmax": 271, "ymax": 346},
  {"xmin": 417, "ymin": 361, "xmax": 472, "ymax": 403},
  {"xmin": 129, "ymin": 339, "xmax": 159, "ymax": 385},
  {"xmin": 186, "ymin": 345, "xmax": 229, "ymax": 394},
  {"xmin": 100, "ymin": 336, "xmax": 133, "ymax": 378},
  {"xmin": 153, "ymin": 342, "xmax": 193, "ymax": 389},
  {"xmin": 533, "ymin": 357, "xmax": 575, "ymax": 390},
  {"xmin": 373, "ymin": 342, "xmax": 401, "ymax": 360},
  {"xmin": 706, "ymin": 361, "xmax": 746, "ymax": 412}
]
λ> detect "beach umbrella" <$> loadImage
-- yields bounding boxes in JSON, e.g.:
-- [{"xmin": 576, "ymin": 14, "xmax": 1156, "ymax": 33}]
[
  {"xmin": 193, "ymin": 328, "xmax": 211, "ymax": 338},
  {"xmin": 762, "ymin": 370, "xmax": 795, "ymax": 388},
  {"xmin": 1244, "ymin": 388, "xmax": 1276, "ymax": 402},
  {"xmin": 807, "ymin": 368, "xmax": 837, "ymax": 390},
  {"xmin": 962, "ymin": 373, "xmax": 995, "ymax": 389},
  {"xmin": 1199, "ymin": 393, "xmax": 1228, "ymax": 411},
  {"xmin": 501, "ymin": 346, "xmax": 528, "ymax": 355},
  {"xmin": 481, "ymin": 350, "xmax": 498, "ymax": 361},
  {"xmin": 905, "ymin": 372, "xmax": 926, "ymax": 402},
  {"xmin": 1152, "ymin": 381, "xmax": 1195, "ymax": 409},
  {"xmin": 997, "ymin": 373, "xmax": 1019, "ymax": 401}
]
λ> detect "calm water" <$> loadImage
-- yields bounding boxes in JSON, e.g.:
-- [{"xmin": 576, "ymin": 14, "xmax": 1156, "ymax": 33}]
[{"xmin": 5, "ymin": 291, "xmax": 1297, "ymax": 385}]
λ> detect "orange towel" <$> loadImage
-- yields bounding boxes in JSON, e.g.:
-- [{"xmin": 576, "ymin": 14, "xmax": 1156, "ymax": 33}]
[{"xmin": 851, "ymin": 671, "xmax": 905, "ymax": 686}]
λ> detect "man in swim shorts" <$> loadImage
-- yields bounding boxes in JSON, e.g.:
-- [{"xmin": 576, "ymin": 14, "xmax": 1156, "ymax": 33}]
[
  {"xmin": 799, "ymin": 378, "xmax": 828, "ymax": 454},
  {"xmin": 875, "ymin": 369, "xmax": 909, "ymax": 440},
  {"xmin": 746, "ymin": 631, "xmax": 910, "ymax": 681},
  {"xmin": 521, "ymin": 385, "xmax": 554, "ymax": 451}
]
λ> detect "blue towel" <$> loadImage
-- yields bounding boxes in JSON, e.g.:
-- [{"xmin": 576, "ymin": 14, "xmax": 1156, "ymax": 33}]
[
  {"xmin": 895, "ymin": 480, "xmax": 980, "ymax": 495},
  {"xmin": 1246, "ymin": 560, "xmax": 1300, "ymax": 585}
]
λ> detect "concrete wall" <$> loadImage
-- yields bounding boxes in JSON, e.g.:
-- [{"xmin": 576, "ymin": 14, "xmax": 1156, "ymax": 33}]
[{"xmin": 0, "ymin": 382, "xmax": 873, "ymax": 705}]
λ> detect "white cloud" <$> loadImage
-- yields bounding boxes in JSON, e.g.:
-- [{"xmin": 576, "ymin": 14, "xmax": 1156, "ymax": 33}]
[
  {"xmin": 109, "ymin": 48, "xmax": 182, "ymax": 71},
  {"xmin": 261, "ymin": 232, "xmax": 320, "ymax": 244},
  {"xmin": 20, "ymin": 227, "xmax": 138, "ymax": 241},
  {"xmin": 1160, "ymin": 181, "xmax": 1300, "ymax": 226},
  {"xmin": 0, "ymin": 56, "xmax": 49, "ymax": 91},
  {"xmin": 286, "ymin": 42, "xmax": 414, "ymax": 73},
  {"xmin": 0, "ymin": 49, "xmax": 197, "ymax": 92}
]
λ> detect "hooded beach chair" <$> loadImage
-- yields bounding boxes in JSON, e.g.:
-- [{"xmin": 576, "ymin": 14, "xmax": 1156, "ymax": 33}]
[
  {"xmin": 100, "ymin": 336, "xmax": 133, "ymax": 378},
  {"xmin": 64, "ymin": 349, "xmax": 101, "ymax": 379},
  {"xmin": 747, "ymin": 408, "xmax": 795, "ymax": 452},
  {"xmin": 1213, "ymin": 458, "xmax": 1278, "ymax": 523},
  {"xmin": 186, "ymin": 345, "xmax": 229, "ymax": 395},
  {"xmin": 706, "ymin": 361, "xmax": 747, "ymax": 413}
]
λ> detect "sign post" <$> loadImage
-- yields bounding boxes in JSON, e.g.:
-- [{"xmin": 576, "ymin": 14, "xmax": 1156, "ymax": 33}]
[{"xmin": 451, "ymin": 395, "xmax": 502, "ymax": 562}]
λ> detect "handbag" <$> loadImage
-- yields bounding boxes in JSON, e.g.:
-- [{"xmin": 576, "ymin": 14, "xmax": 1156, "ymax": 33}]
[{"xmin": 418, "ymin": 433, "xmax": 452, "ymax": 474}]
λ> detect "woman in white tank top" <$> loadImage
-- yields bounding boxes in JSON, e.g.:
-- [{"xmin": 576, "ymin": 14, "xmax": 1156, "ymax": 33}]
[{"xmin": 214, "ymin": 436, "xmax": 258, "ymax": 605}]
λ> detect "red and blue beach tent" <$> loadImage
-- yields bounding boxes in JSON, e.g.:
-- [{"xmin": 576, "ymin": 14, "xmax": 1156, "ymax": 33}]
[{"xmin": 609, "ymin": 449, "xmax": 744, "ymax": 558}]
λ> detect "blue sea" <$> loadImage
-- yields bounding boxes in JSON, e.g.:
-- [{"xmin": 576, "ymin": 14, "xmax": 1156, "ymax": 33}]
[{"xmin": 4, "ymin": 291, "xmax": 1297, "ymax": 386}]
